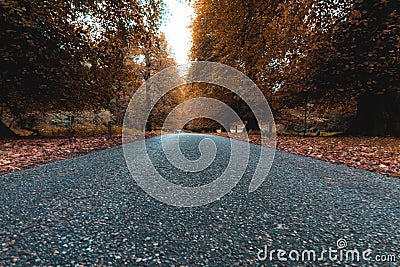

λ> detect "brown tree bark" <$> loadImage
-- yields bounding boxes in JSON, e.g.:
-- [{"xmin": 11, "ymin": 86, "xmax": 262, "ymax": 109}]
[
  {"xmin": 0, "ymin": 120, "xmax": 17, "ymax": 138},
  {"xmin": 354, "ymin": 91, "xmax": 400, "ymax": 137}
]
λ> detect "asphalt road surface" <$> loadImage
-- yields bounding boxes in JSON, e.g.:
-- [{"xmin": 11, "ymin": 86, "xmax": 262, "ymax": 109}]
[{"xmin": 1, "ymin": 134, "xmax": 399, "ymax": 266}]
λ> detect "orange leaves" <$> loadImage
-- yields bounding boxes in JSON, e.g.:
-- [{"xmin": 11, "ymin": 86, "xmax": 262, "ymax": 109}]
[
  {"xmin": 0, "ymin": 136, "xmax": 120, "ymax": 175},
  {"xmin": 275, "ymin": 136, "xmax": 400, "ymax": 177},
  {"xmin": 0, "ymin": 133, "xmax": 163, "ymax": 175},
  {"xmin": 191, "ymin": 0, "xmax": 398, "ymax": 117},
  {"xmin": 1, "ymin": 0, "xmax": 166, "ymax": 118},
  {"xmin": 217, "ymin": 133, "xmax": 400, "ymax": 177}
]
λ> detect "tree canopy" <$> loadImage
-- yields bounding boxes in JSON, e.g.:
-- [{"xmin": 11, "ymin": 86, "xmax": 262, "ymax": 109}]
[
  {"xmin": 190, "ymin": 0, "xmax": 399, "ymax": 135},
  {"xmin": 0, "ymin": 0, "xmax": 165, "ymax": 115}
]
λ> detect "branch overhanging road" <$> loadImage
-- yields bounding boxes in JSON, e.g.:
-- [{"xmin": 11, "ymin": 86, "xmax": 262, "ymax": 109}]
[{"xmin": 0, "ymin": 134, "xmax": 399, "ymax": 266}]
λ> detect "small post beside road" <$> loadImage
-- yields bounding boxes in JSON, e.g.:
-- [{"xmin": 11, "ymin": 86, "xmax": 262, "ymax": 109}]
[{"xmin": 108, "ymin": 121, "xmax": 112, "ymax": 139}]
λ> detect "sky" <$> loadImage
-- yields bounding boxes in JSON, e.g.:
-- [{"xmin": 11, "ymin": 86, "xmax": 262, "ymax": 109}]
[{"xmin": 160, "ymin": 0, "xmax": 195, "ymax": 65}]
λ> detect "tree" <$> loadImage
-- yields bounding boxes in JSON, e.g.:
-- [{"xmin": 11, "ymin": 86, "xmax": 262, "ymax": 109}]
[
  {"xmin": 0, "ymin": 0, "xmax": 165, "ymax": 137},
  {"xmin": 316, "ymin": 0, "xmax": 399, "ymax": 135},
  {"xmin": 263, "ymin": 0, "xmax": 399, "ymax": 135},
  {"xmin": 191, "ymin": 0, "xmax": 399, "ymax": 136},
  {"xmin": 190, "ymin": 0, "xmax": 283, "ymax": 125}
]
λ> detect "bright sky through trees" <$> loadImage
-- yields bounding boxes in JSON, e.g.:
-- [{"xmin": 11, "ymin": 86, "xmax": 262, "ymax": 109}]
[{"xmin": 161, "ymin": 0, "xmax": 194, "ymax": 64}]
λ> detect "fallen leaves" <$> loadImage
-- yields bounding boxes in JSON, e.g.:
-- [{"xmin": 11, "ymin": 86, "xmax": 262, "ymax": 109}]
[
  {"xmin": 218, "ymin": 134, "xmax": 400, "ymax": 178},
  {"xmin": 280, "ymin": 136, "xmax": 400, "ymax": 177},
  {"xmin": 0, "ymin": 134, "xmax": 156, "ymax": 175},
  {"xmin": 1, "ymin": 133, "xmax": 399, "ymax": 178}
]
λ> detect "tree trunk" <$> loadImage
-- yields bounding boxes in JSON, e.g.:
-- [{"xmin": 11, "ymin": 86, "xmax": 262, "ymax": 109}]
[
  {"xmin": 303, "ymin": 98, "xmax": 308, "ymax": 137},
  {"xmin": 144, "ymin": 41, "xmax": 152, "ymax": 132},
  {"xmin": 245, "ymin": 116, "xmax": 260, "ymax": 132},
  {"xmin": 0, "ymin": 120, "xmax": 17, "ymax": 138},
  {"xmin": 354, "ymin": 91, "xmax": 400, "ymax": 137}
]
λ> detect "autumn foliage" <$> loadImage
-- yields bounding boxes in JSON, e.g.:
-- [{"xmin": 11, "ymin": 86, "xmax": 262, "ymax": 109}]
[
  {"xmin": 0, "ymin": 0, "xmax": 173, "ymax": 136},
  {"xmin": 190, "ymin": 0, "xmax": 399, "ymax": 136}
]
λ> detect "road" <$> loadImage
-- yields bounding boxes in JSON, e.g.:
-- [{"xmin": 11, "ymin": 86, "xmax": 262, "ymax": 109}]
[{"xmin": 1, "ymin": 134, "xmax": 399, "ymax": 266}]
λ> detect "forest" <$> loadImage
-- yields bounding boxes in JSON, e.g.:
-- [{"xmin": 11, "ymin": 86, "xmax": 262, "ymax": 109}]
[
  {"xmin": 189, "ymin": 0, "xmax": 399, "ymax": 136},
  {"xmin": 1, "ymin": 0, "xmax": 176, "ymax": 137},
  {"xmin": 1, "ymin": 0, "xmax": 399, "ymax": 138}
]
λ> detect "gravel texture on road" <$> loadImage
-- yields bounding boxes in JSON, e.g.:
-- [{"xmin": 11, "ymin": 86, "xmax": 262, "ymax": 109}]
[{"xmin": 1, "ymin": 134, "xmax": 399, "ymax": 266}]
